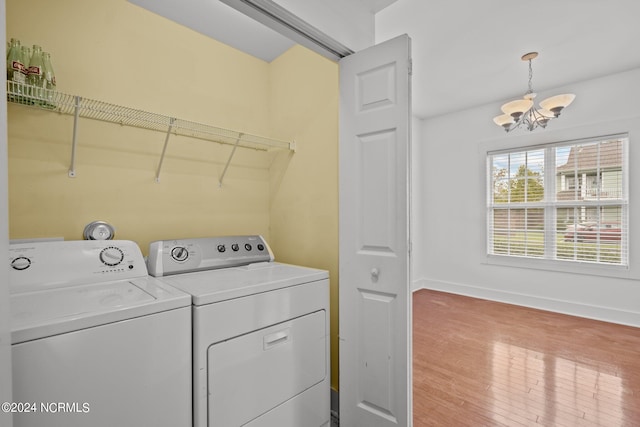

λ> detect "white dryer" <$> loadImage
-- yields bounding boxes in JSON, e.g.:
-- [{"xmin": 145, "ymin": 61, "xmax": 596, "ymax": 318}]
[
  {"xmin": 147, "ymin": 235, "xmax": 330, "ymax": 427},
  {"xmin": 9, "ymin": 240, "xmax": 192, "ymax": 427}
]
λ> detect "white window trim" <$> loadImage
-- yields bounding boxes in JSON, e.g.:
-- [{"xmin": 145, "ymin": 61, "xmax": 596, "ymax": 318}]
[{"xmin": 479, "ymin": 118, "xmax": 638, "ymax": 280}]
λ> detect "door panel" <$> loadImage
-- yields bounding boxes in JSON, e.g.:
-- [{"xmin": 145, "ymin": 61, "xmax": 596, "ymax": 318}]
[
  {"xmin": 359, "ymin": 289, "xmax": 395, "ymax": 417},
  {"xmin": 357, "ymin": 130, "xmax": 397, "ymax": 253},
  {"xmin": 339, "ymin": 34, "xmax": 412, "ymax": 427},
  {"xmin": 357, "ymin": 63, "xmax": 397, "ymax": 111}
]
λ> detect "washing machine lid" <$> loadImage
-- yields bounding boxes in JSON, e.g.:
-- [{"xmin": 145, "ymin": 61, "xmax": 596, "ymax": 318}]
[
  {"xmin": 10, "ymin": 276, "xmax": 191, "ymax": 344},
  {"xmin": 160, "ymin": 262, "xmax": 328, "ymax": 305}
]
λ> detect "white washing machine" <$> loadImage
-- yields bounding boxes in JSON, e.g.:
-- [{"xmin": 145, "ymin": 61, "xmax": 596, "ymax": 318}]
[
  {"xmin": 147, "ymin": 235, "xmax": 330, "ymax": 427},
  {"xmin": 9, "ymin": 240, "xmax": 192, "ymax": 427}
]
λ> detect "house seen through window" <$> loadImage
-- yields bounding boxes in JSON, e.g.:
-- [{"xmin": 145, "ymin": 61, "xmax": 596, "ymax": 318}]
[{"xmin": 487, "ymin": 135, "xmax": 628, "ymax": 266}]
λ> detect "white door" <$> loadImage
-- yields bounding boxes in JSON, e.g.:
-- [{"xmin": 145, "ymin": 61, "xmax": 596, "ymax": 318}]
[
  {"xmin": 0, "ymin": 1, "xmax": 14, "ymax": 425},
  {"xmin": 339, "ymin": 34, "xmax": 412, "ymax": 427}
]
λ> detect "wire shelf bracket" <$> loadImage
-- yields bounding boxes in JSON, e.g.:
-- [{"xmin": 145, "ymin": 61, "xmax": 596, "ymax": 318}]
[
  {"xmin": 155, "ymin": 117, "xmax": 176, "ymax": 183},
  {"xmin": 69, "ymin": 95, "xmax": 81, "ymax": 178},
  {"xmin": 218, "ymin": 133, "xmax": 243, "ymax": 187}
]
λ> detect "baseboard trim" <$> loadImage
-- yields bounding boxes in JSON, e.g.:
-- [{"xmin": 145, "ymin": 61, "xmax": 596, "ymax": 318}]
[
  {"xmin": 330, "ymin": 388, "xmax": 339, "ymax": 426},
  {"xmin": 331, "ymin": 388, "xmax": 339, "ymax": 413},
  {"xmin": 413, "ymin": 277, "xmax": 640, "ymax": 328}
]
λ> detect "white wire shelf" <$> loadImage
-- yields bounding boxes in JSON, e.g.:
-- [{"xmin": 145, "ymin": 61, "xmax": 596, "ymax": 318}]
[{"xmin": 7, "ymin": 81, "xmax": 294, "ymax": 184}]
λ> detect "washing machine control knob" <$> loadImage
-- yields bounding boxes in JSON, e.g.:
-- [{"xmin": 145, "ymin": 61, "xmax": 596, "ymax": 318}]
[
  {"xmin": 217, "ymin": 244, "xmax": 226, "ymax": 253},
  {"xmin": 171, "ymin": 246, "xmax": 189, "ymax": 262},
  {"xmin": 11, "ymin": 256, "xmax": 32, "ymax": 270},
  {"xmin": 244, "ymin": 243, "xmax": 252, "ymax": 251},
  {"xmin": 100, "ymin": 246, "xmax": 124, "ymax": 266},
  {"xmin": 231, "ymin": 243, "xmax": 239, "ymax": 252}
]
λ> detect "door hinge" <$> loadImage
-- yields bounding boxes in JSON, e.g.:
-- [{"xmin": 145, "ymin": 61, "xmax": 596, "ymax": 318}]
[{"xmin": 408, "ymin": 59, "xmax": 413, "ymax": 76}]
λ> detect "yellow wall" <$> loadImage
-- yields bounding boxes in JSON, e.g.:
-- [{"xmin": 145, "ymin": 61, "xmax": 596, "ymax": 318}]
[
  {"xmin": 268, "ymin": 45, "xmax": 339, "ymax": 389},
  {"xmin": 7, "ymin": 0, "xmax": 274, "ymax": 247},
  {"xmin": 7, "ymin": 0, "xmax": 340, "ymax": 389}
]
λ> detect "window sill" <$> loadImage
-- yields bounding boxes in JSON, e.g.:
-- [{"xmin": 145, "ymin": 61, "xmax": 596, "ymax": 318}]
[{"xmin": 484, "ymin": 254, "xmax": 637, "ymax": 280}]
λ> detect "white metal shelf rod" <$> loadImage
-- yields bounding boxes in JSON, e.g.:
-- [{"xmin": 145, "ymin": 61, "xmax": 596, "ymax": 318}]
[
  {"xmin": 155, "ymin": 117, "xmax": 176, "ymax": 183},
  {"xmin": 68, "ymin": 96, "xmax": 82, "ymax": 178}
]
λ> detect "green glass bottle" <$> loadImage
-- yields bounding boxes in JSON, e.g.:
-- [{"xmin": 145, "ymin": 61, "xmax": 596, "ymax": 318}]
[
  {"xmin": 41, "ymin": 52, "xmax": 56, "ymax": 108},
  {"xmin": 27, "ymin": 45, "xmax": 44, "ymax": 103},
  {"xmin": 21, "ymin": 45, "xmax": 31, "ymax": 70},
  {"xmin": 6, "ymin": 38, "xmax": 26, "ymax": 100},
  {"xmin": 20, "ymin": 45, "xmax": 32, "ymax": 103}
]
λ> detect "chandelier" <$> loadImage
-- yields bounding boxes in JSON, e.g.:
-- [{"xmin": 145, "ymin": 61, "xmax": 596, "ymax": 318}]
[{"xmin": 493, "ymin": 52, "xmax": 575, "ymax": 132}]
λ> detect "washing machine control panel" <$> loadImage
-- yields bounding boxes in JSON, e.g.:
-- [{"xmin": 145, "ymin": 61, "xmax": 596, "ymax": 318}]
[
  {"xmin": 147, "ymin": 235, "xmax": 274, "ymax": 277},
  {"xmin": 9, "ymin": 240, "xmax": 149, "ymax": 293}
]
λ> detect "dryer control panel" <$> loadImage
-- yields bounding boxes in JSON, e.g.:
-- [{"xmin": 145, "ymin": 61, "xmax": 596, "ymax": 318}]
[
  {"xmin": 9, "ymin": 240, "xmax": 148, "ymax": 293},
  {"xmin": 147, "ymin": 235, "xmax": 274, "ymax": 277}
]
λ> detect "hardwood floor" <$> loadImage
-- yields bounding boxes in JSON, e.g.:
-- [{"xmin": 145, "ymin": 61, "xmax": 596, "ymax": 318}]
[{"xmin": 412, "ymin": 290, "xmax": 640, "ymax": 427}]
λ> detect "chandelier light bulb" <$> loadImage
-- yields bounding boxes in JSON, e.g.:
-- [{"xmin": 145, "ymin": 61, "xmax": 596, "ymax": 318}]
[{"xmin": 493, "ymin": 52, "xmax": 576, "ymax": 132}]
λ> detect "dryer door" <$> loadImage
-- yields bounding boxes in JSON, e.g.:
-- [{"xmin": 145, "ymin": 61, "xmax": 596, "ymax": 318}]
[{"xmin": 208, "ymin": 310, "xmax": 326, "ymax": 426}]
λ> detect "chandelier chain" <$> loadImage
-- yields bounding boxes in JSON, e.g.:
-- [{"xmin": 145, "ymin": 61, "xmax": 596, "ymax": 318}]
[{"xmin": 527, "ymin": 59, "xmax": 534, "ymax": 94}]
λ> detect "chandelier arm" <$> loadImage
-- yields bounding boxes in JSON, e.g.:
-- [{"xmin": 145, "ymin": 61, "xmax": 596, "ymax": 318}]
[{"xmin": 508, "ymin": 113, "xmax": 526, "ymax": 132}]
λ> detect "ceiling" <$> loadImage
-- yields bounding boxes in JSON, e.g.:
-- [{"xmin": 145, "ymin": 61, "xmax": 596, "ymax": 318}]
[
  {"xmin": 128, "ymin": 0, "xmax": 296, "ymax": 61},
  {"xmin": 130, "ymin": 0, "xmax": 640, "ymax": 120},
  {"xmin": 376, "ymin": 0, "xmax": 640, "ymax": 118}
]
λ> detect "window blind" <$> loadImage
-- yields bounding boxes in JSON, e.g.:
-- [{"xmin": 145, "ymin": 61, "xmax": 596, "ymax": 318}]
[{"xmin": 487, "ymin": 135, "xmax": 628, "ymax": 266}]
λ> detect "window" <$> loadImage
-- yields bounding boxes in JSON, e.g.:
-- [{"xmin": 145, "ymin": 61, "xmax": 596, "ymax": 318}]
[{"xmin": 487, "ymin": 135, "xmax": 628, "ymax": 267}]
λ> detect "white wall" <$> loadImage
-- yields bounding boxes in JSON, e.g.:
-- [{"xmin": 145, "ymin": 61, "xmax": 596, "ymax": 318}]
[{"xmin": 416, "ymin": 68, "xmax": 640, "ymax": 326}]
